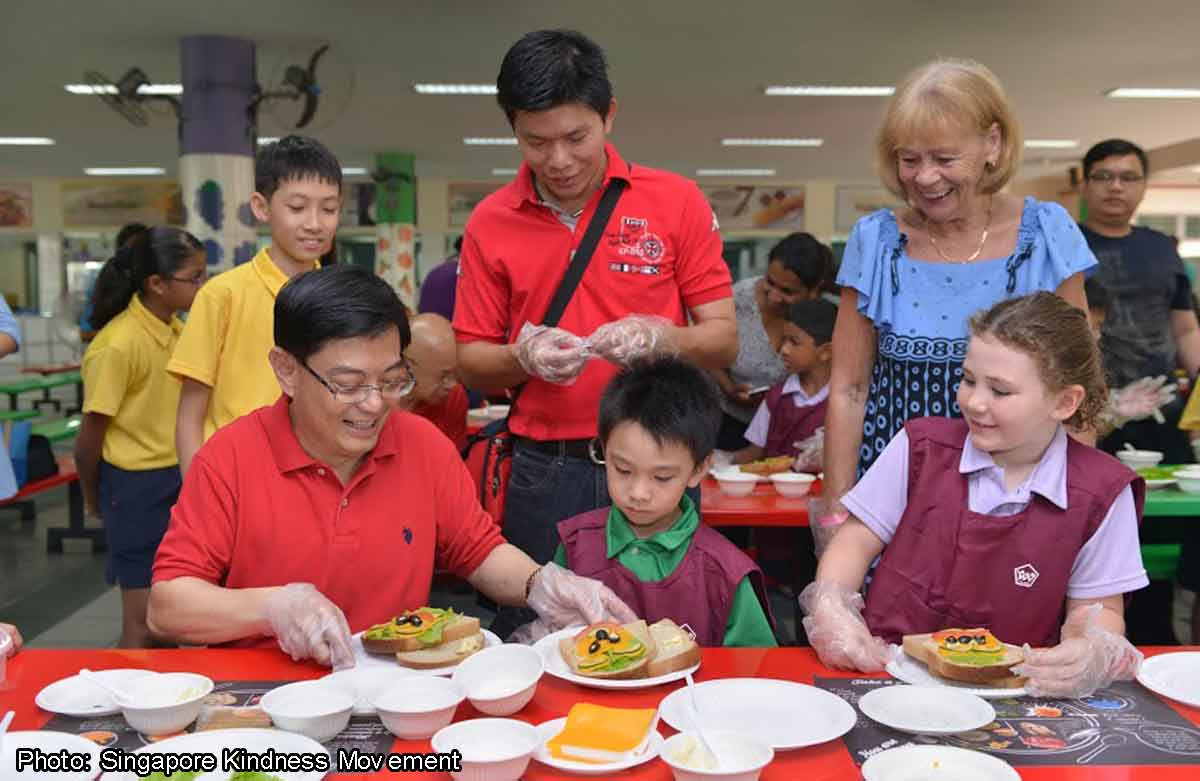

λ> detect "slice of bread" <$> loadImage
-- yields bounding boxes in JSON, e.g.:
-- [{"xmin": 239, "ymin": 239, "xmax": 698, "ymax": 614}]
[
  {"xmin": 363, "ymin": 613, "xmax": 481, "ymax": 654},
  {"xmin": 740, "ymin": 456, "xmax": 793, "ymax": 476},
  {"xmin": 902, "ymin": 631, "xmax": 1026, "ymax": 688},
  {"xmin": 559, "ymin": 620, "xmax": 656, "ymax": 680},
  {"xmin": 645, "ymin": 619, "xmax": 701, "ymax": 677},
  {"xmin": 395, "ymin": 631, "xmax": 485, "ymax": 669}
]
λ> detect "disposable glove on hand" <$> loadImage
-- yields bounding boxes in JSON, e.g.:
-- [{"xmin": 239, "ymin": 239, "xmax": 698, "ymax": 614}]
[
  {"xmin": 512, "ymin": 322, "xmax": 591, "ymax": 385},
  {"xmin": 798, "ymin": 580, "xmax": 890, "ymax": 672},
  {"xmin": 526, "ymin": 562, "xmax": 638, "ymax": 632},
  {"xmin": 261, "ymin": 583, "xmax": 355, "ymax": 669},
  {"xmin": 1111, "ymin": 375, "xmax": 1177, "ymax": 423},
  {"xmin": 1010, "ymin": 603, "xmax": 1143, "ymax": 699},
  {"xmin": 792, "ymin": 428, "xmax": 825, "ymax": 473},
  {"xmin": 587, "ymin": 315, "xmax": 677, "ymax": 368}
]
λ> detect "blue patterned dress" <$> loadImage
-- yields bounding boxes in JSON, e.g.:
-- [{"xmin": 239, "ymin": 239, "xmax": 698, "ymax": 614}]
[{"xmin": 837, "ymin": 197, "xmax": 1097, "ymax": 474}]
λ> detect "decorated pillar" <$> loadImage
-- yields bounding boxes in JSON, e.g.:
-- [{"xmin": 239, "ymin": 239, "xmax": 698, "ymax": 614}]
[
  {"xmin": 179, "ymin": 35, "xmax": 257, "ymax": 270},
  {"xmin": 373, "ymin": 152, "xmax": 417, "ymax": 308}
]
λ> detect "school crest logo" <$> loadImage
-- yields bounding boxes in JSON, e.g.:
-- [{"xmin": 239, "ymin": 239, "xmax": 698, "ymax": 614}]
[{"xmin": 1013, "ymin": 563, "xmax": 1039, "ymax": 588}]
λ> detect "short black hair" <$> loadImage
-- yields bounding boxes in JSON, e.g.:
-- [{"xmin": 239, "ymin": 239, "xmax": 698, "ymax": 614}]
[
  {"xmin": 1083, "ymin": 139, "xmax": 1149, "ymax": 179},
  {"xmin": 275, "ymin": 265, "xmax": 410, "ymax": 363},
  {"xmin": 496, "ymin": 29, "xmax": 613, "ymax": 125},
  {"xmin": 115, "ymin": 223, "xmax": 148, "ymax": 249},
  {"xmin": 597, "ymin": 356, "xmax": 721, "ymax": 465},
  {"xmin": 788, "ymin": 299, "xmax": 838, "ymax": 346},
  {"xmin": 255, "ymin": 134, "xmax": 343, "ymax": 201},
  {"xmin": 1084, "ymin": 276, "xmax": 1110, "ymax": 313},
  {"xmin": 769, "ymin": 232, "xmax": 836, "ymax": 294}
]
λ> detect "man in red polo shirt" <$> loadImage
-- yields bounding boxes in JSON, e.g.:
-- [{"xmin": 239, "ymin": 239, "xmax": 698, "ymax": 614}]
[
  {"xmin": 148, "ymin": 266, "xmax": 634, "ymax": 667},
  {"xmin": 454, "ymin": 29, "xmax": 737, "ymax": 636},
  {"xmin": 403, "ymin": 313, "xmax": 469, "ymax": 449}
]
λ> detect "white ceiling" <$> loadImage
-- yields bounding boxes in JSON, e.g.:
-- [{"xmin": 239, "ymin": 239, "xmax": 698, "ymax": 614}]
[{"xmin": 6, "ymin": 0, "xmax": 1200, "ymax": 183}]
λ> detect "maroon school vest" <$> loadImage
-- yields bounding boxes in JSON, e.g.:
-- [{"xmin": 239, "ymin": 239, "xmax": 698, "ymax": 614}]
[
  {"xmin": 862, "ymin": 417, "xmax": 1144, "ymax": 648},
  {"xmin": 762, "ymin": 381, "xmax": 827, "ymax": 460},
  {"xmin": 558, "ymin": 508, "xmax": 774, "ymax": 646}
]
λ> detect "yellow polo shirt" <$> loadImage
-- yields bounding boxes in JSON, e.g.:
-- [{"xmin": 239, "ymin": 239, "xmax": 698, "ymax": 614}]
[
  {"xmin": 82, "ymin": 295, "xmax": 184, "ymax": 470},
  {"xmin": 166, "ymin": 248, "xmax": 315, "ymax": 440}
]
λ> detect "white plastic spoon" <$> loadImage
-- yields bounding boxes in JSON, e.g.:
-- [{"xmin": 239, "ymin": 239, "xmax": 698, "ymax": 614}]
[
  {"xmin": 684, "ymin": 673, "xmax": 723, "ymax": 770},
  {"xmin": 77, "ymin": 668, "xmax": 137, "ymax": 704},
  {"xmin": 0, "ymin": 710, "xmax": 14, "ymax": 755}
]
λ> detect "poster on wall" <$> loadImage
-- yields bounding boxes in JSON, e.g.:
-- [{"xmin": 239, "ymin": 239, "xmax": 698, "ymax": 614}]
[
  {"xmin": 701, "ymin": 185, "xmax": 805, "ymax": 231},
  {"xmin": 0, "ymin": 182, "xmax": 33, "ymax": 227},
  {"xmin": 448, "ymin": 182, "xmax": 504, "ymax": 227},
  {"xmin": 835, "ymin": 185, "xmax": 905, "ymax": 233},
  {"xmin": 62, "ymin": 181, "xmax": 184, "ymax": 227}
]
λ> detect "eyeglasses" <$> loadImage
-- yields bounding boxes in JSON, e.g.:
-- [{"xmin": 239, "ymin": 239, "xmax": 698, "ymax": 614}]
[
  {"xmin": 167, "ymin": 273, "xmax": 207, "ymax": 286},
  {"xmin": 1087, "ymin": 171, "xmax": 1145, "ymax": 185},
  {"xmin": 300, "ymin": 359, "xmax": 416, "ymax": 403}
]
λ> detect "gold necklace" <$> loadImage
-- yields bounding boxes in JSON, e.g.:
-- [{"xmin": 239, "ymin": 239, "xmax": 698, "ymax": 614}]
[{"xmin": 926, "ymin": 198, "xmax": 993, "ymax": 264}]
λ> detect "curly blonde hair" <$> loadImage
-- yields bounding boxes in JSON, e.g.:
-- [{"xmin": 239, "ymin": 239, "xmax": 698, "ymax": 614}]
[{"xmin": 967, "ymin": 292, "xmax": 1107, "ymax": 430}]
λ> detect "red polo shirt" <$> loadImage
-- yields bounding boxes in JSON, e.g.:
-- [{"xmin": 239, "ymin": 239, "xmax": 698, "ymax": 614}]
[
  {"xmin": 411, "ymin": 384, "xmax": 469, "ymax": 450},
  {"xmin": 153, "ymin": 396, "xmax": 504, "ymax": 648},
  {"xmin": 454, "ymin": 143, "xmax": 732, "ymax": 441}
]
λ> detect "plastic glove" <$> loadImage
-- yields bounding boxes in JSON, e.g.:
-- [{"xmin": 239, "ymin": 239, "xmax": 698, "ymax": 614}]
[
  {"xmin": 792, "ymin": 428, "xmax": 825, "ymax": 473},
  {"xmin": 798, "ymin": 580, "xmax": 890, "ymax": 672},
  {"xmin": 587, "ymin": 315, "xmax": 677, "ymax": 368},
  {"xmin": 526, "ymin": 562, "xmax": 638, "ymax": 633},
  {"xmin": 0, "ymin": 622, "xmax": 22, "ymax": 656},
  {"xmin": 712, "ymin": 449, "xmax": 735, "ymax": 469},
  {"xmin": 261, "ymin": 583, "xmax": 355, "ymax": 669},
  {"xmin": 1010, "ymin": 603, "xmax": 1143, "ymax": 699},
  {"xmin": 1111, "ymin": 376, "xmax": 1177, "ymax": 423},
  {"xmin": 512, "ymin": 322, "xmax": 591, "ymax": 385}
]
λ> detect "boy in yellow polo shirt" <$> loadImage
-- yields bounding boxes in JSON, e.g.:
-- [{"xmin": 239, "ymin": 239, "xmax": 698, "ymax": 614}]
[
  {"xmin": 76, "ymin": 227, "xmax": 207, "ymax": 647},
  {"xmin": 168, "ymin": 135, "xmax": 343, "ymax": 474}
]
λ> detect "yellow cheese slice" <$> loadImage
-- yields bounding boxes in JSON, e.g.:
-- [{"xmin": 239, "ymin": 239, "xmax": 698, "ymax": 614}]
[{"xmin": 547, "ymin": 703, "xmax": 657, "ymax": 764}]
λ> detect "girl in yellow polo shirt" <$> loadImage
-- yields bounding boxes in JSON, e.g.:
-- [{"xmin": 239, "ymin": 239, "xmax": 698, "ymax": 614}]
[{"xmin": 75, "ymin": 227, "xmax": 206, "ymax": 648}]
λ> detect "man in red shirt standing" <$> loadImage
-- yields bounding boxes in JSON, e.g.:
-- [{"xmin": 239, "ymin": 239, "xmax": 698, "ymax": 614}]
[
  {"xmin": 148, "ymin": 266, "xmax": 633, "ymax": 666},
  {"xmin": 403, "ymin": 313, "xmax": 469, "ymax": 449},
  {"xmin": 454, "ymin": 29, "xmax": 737, "ymax": 635}
]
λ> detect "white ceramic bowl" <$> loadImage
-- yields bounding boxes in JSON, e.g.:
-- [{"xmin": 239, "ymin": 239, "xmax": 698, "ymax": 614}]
[
  {"xmin": 373, "ymin": 676, "xmax": 464, "ymax": 739},
  {"xmin": 715, "ymin": 472, "xmax": 758, "ymax": 497},
  {"xmin": 661, "ymin": 730, "xmax": 774, "ymax": 781},
  {"xmin": 323, "ymin": 665, "xmax": 415, "ymax": 716},
  {"xmin": 451, "ymin": 643, "xmax": 543, "ymax": 716},
  {"xmin": 260, "ymin": 680, "xmax": 354, "ymax": 742},
  {"xmin": 118, "ymin": 672, "xmax": 213, "ymax": 736},
  {"xmin": 431, "ymin": 718, "xmax": 539, "ymax": 781},
  {"xmin": 768, "ymin": 472, "xmax": 815, "ymax": 498},
  {"xmin": 1177, "ymin": 474, "xmax": 1200, "ymax": 494},
  {"xmin": 1116, "ymin": 449, "xmax": 1164, "ymax": 470}
]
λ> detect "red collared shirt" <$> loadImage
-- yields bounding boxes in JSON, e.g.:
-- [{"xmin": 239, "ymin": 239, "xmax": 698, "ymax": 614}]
[
  {"xmin": 454, "ymin": 143, "xmax": 732, "ymax": 441},
  {"xmin": 153, "ymin": 396, "xmax": 504, "ymax": 647},
  {"xmin": 411, "ymin": 384, "xmax": 469, "ymax": 450}
]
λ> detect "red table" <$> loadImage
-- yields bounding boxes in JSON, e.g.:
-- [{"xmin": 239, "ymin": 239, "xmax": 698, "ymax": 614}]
[
  {"xmin": 7, "ymin": 646, "xmax": 1197, "ymax": 780},
  {"xmin": 700, "ymin": 477, "xmax": 813, "ymax": 527}
]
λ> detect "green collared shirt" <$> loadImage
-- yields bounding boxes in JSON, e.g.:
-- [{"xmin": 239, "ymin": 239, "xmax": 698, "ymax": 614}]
[{"xmin": 553, "ymin": 496, "xmax": 776, "ymax": 647}]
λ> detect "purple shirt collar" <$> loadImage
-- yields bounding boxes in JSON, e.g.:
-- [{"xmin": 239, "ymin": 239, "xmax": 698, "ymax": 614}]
[{"xmin": 958, "ymin": 425, "xmax": 1069, "ymax": 510}]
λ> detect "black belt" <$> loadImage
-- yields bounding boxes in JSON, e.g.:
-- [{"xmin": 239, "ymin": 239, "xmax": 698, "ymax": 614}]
[{"xmin": 515, "ymin": 436, "xmax": 595, "ymax": 460}]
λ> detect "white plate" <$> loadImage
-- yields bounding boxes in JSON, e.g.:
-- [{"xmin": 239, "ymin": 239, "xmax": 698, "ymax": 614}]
[
  {"xmin": 887, "ymin": 647, "xmax": 1027, "ymax": 699},
  {"xmin": 858, "ymin": 684, "xmax": 996, "ymax": 735},
  {"xmin": 1138, "ymin": 651, "xmax": 1200, "ymax": 708},
  {"xmin": 3, "ymin": 731, "xmax": 102, "ymax": 781},
  {"xmin": 533, "ymin": 626, "xmax": 700, "ymax": 690},
  {"xmin": 98, "ymin": 728, "xmax": 329, "ymax": 780},
  {"xmin": 352, "ymin": 628, "xmax": 502, "ymax": 675},
  {"xmin": 35, "ymin": 669, "xmax": 156, "ymax": 716},
  {"xmin": 322, "ymin": 665, "xmax": 417, "ymax": 716},
  {"xmin": 659, "ymin": 678, "xmax": 856, "ymax": 750},
  {"xmin": 1146, "ymin": 478, "xmax": 1176, "ymax": 490},
  {"xmin": 862, "ymin": 744, "xmax": 1020, "ymax": 780},
  {"xmin": 532, "ymin": 717, "xmax": 663, "ymax": 775}
]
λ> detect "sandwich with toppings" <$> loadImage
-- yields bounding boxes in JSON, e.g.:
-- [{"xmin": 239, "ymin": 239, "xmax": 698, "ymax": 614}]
[
  {"xmin": 902, "ymin": 628, "xmax": 1026, "ymax": 688},
  {"xmin": 560, "ymin": 621, "xmax": 655, "ymax": 679},
  {"xmin": 362, "ymin": 607, "xmax": 485, "ymax": 669},
  {"xmin": 739, "ymin": 456, "xmax": 794, "ymax": 476}
]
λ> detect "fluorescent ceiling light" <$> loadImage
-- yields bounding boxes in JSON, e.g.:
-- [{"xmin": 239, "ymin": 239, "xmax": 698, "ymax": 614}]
[
  {"xmin": 84, "ymin": 167, "xmax": 165, "ymax": 176},
  {"xmin": 0, "ymin": 137, "xmax": 55, "ymax": 145},
  {"xmin": 721, "ymin": 138, "xmax": 822, "ymax": 147},
  {"xmin": 696, "ymin": 168, "xmax": 776, "ymax": 177},
  {"xmin": 414, "ymin": 83, "xmax": 496, "ymax": 95},
  {"xmin": 1106, "ymin": 87, "xmax": 1200, "ymax": 99},
  {"xmin": 1025, "ymin": 139, "xmax": 1078, "ymax": 149},
  {"xmin": 464, "ymin": 137, "xmax": 517, "ymax": 146},
  {"xmin": 65, "ymin": 83, "xmax": 182, "ymax": 95},
  {"xmin": 341, "ymin": 167, "xmax": 368, "ymax": 175},
  {"xmin": 492, "ymin": 168, "xmax": 518, "ymax": 176},
  {"xmin": 765, "ymin": 85, "xmax": 893, "ymax": 96},
  {"xmin": 257, "ymin": 137, "xmax": 280, "ymax": 145}
]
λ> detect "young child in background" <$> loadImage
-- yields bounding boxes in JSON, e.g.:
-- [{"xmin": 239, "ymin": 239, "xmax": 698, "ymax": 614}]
[
  {"xmin": 729, "ymin": 299, "xmax": 837, "ymax": 472},
  {"xmin": 76, "ymin": 227, "xmax": 207, "ymax": 647},
  {"xmin": 168, "ymin": 135, "xmax": 342, "ymax": 474},
  {"xmin": 801, "ymin": 292, "xmax": 1148, "ymax": 698},
  {"xmin": 544, "ymin": 357, "xmax": 776, "ymax": 647}
]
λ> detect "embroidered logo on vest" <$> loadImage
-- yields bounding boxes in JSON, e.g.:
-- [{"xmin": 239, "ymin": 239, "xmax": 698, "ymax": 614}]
[{"xmin": 1014, "ymin": 563, "xmax": 1039, "ymax": 588}]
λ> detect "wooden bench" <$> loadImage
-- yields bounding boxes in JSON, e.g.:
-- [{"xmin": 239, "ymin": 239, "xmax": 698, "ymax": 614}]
[{"xmin": 0, "ymin": 454, "xmax": 94, "ymax": 552}]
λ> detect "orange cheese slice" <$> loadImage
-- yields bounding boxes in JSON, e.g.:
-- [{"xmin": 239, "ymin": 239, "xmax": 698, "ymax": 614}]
[{"xmin": 546, "ymin": 703, "xmax": 658, "ymax": 764}]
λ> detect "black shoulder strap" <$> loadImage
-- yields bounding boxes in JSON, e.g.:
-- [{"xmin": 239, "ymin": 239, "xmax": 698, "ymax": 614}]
[{"xmin": 541, "ymin": 177, "xmax": 628, "ymax": 328}]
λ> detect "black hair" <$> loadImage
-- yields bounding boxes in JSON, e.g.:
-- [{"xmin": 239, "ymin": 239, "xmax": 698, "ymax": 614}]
[
  {"xmin": 496, "ymin": 29, "xmax": 613, "ymax": 124},
  {"xmin": 275, "ymin": 264, "xmax": 410, "ymax": 362},
  {"xmin": 1084, "ymin": 276, "xmax": 1110, "ymax": 313},
  {"xmin": 115, "ymin": 223, "xmax": 148, "ymax": 249},
  {"xmin": 91, "ymin": 226, "xmax": 203, "ymax": 332},
  {"xmin": 255, "ymin": 134, "xmax": 343, "ymax": 201},
  {"xmin": 788, "ymin": 299, "xmax": 838, "ymax": 346},
  {"xmin": 768, "ymin": 232, "xmax": 837, "ymax": 294},
  {"xmin": 1083, "ymin": 139, "xmax": 1149, "ymax": 179},
  {"xmin": 597, "ymin": 356, "xmax": 721, "ymax": 466},
  {"xmin": 453, "ymin": 236, "xmax": 463, "ymax": 254}
]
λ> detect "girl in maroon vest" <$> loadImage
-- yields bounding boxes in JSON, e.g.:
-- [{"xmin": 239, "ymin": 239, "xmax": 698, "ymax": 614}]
[{"xmin": 800, "ymin": 292, "xmax": 1147, "ymax": 698}]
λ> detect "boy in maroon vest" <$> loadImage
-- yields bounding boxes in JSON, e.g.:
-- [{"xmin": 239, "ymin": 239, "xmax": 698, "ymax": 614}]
[
  {"xmin": 552, "ymin": 357, "xmax": 776, "ymax": 647},
  {"xmin": 727, "ymin": 299, "xmax": 836, "ymax": 472}
]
